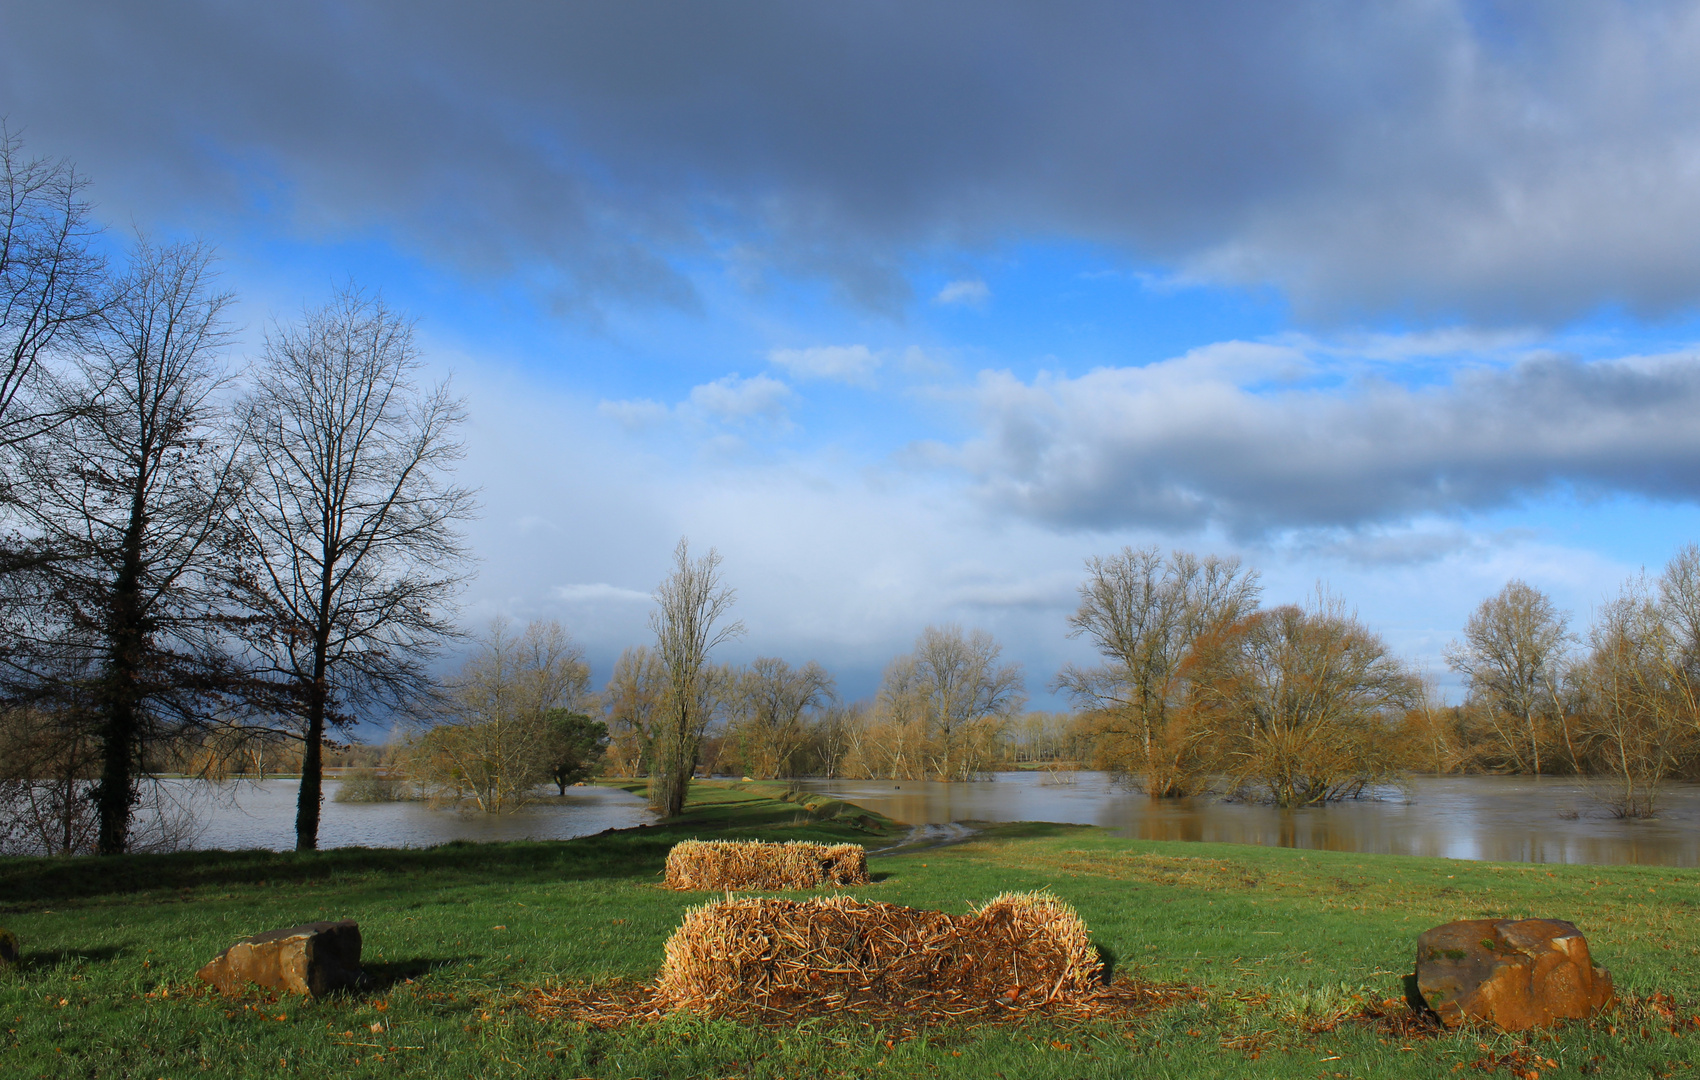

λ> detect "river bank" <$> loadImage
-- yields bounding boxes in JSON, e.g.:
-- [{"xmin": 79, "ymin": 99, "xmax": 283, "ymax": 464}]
[{"xmin": 1, "ymin": 780, "xmax": 1695, "ymax": 1078}]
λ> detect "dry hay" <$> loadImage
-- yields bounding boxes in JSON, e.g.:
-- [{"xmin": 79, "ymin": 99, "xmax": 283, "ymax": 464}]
[
  {"xmin": 524, "ymin": 973, "xmax": 1198, "ymax": 1034},
  {"xmin": 652, "ymin": 890, "xmax": 1110, "ymax": 1021},
  {"xmin": 663, "ymin": 839, "xmax": 869, "ymax": 891},
  {"xmin": 522, "ymin": 887, "xmax": 1202, "ymax": 1030}
]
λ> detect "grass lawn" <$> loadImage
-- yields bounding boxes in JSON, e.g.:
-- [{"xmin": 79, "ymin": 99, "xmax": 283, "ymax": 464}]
[{"xmin": 0, "ymin": 779, "xmax": 1696, "ymax": 1078}]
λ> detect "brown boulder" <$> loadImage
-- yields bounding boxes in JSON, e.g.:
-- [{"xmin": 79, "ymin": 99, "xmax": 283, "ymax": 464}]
[
  {"xmin": 1410, "ymin": 918, "xmax": 1613, "ymax": 1031},
  {"xmin": 196, "ymin": 920, "xmax": 364, "ymax": 998},
  {"xmin": 0, "ymin": 927, "xmax": 18, "ymax": 969}
]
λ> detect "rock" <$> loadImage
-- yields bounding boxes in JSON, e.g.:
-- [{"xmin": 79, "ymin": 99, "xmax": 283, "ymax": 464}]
[
  {"xmin": 1411, "ymin": 918, "xmax": 1614, "ymax": 1031},
  {"xmin": 196, "ymin": 920, "xmax": 364, "ymax": 998},
  {"xmin": 0, "ymin": 927, "xmax": 18, "ymax": 969}
]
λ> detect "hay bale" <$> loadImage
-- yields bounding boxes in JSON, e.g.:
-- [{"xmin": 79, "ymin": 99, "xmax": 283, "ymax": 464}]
[
  {"xmin": 654, "ymin": 890, "xmax": 1102, "ymax": 1018},
  {"xmin": 664, "ymin": 840, "xmax": 870, "ymax": 891}
]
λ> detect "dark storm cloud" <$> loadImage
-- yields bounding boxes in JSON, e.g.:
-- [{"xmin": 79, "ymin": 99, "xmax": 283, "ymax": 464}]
[
  {"xmin": 943, "ymin": 345, "xmax": 1700, "ymax": 536},
  {"xmin": 6, "ymin": 2, "xmax": 1700, "ymax": 322}
]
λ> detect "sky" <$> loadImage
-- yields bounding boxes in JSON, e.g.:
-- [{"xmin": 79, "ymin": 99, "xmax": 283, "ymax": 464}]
[{"xmin": 7, "ymin": 1, "xmax": 1700, "ymax": 709}]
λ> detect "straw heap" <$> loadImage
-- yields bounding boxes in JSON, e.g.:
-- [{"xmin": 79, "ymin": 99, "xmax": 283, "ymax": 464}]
[
  {"xmin": 663, "ymin": 839, "xmax": 870, "ymax": 891},
  {"xmin": 652, "ymin": 890, "xmax": 1103, "ymax": 1020}
]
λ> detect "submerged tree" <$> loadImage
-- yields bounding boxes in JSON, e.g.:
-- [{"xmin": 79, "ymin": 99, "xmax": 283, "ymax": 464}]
[
  {"xmin": 647, "ymin": 539, "xmax": 743, "ymax": 816},
  {"xmin": 234, "ymin": 287, "xmax": 474, "ymax": 850},
  {"xmin": 1185, "ymin": 596, "xmax": 1420, "ymax": 807},
  {"xmin": 1572, "ymin": 574, "xmax": 1697, "ymax": 818},
  {"xmin": 410, "ymin": 619, "xmax": 591, "ymax": 812},
  {"xmin": 1055, "ymin": 547, "xmax": 1260, "ymax": 796}
]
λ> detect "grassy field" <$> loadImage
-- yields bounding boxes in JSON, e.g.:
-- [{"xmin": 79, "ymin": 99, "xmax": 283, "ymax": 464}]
[{"xmin": 1, "ymin": 780, "xmax": 1697, "ymax": 1079}]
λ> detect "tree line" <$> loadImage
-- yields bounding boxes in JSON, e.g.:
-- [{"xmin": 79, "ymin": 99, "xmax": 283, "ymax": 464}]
[{"xmin": 492, "ymin": 541, "xmax": 1700, "ymax": 822}]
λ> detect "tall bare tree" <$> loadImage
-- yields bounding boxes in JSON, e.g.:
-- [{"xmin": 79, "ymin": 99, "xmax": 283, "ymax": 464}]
[
  {"xmin": 1055, "ymin": 547, "xmax": 1260, "ymax": 795},
  {"xmin": 1445, "ymin": 580, "xmax": 1574, "ymax": 775},
  {"xmin": 647, "ymin": 538, "xmax": 743, "ymax": 816},
  {"xmin": 11, "ymin": 238, "xmax": 240, "ymax": 853},
  {"xmin": 234, "ymin": 286, "xmax": 474, "ymax": 850}
]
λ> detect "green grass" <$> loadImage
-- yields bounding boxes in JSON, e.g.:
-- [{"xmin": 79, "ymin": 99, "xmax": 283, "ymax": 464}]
[{"xmin": 0, "ymin": 780, "xmax": 1696, "ymax": 1078}]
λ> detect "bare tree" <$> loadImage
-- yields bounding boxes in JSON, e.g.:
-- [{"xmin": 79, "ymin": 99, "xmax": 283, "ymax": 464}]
[
  {"xmin": 1186, "ymin": 595, "xmax": 1420, "ymax": 806},
  {"xmin": 1055, "ymin": 547, "xmax": 1260, "ymax": 795},
  {"xmin": 603, "ymin": 644, "xmax": 667, "ymax": 777},
  {"xmin": 730, "ymin": 657, "xmax": 834, "ymax": 778},
  {"xmin": 1445, "ymin": 580, "xmax": 1574, "ymax": 775},
  {"xmin": 1657, "ymin": 542, "xmax": 1700, "ymax": 734},
  {"xmin": 810, "ymin": 700, "xmax": 866, "ymax": 779},
  {"xmin": 0, "ymin": 124, "xmax": 104, "ymax": 457},
  {"xmin": 234, "ymin": 286, "xmax": 474, "ymax": 850},
  {"xmin": 9, "ymin": 238, "xmax": 241, "ymax": 853},
  {"xmin": 0, "ymin": 701, "xmax": 99, "ymax": 855},
  {"xmin": 881, "ymin": 624, "xmax": 1024, "ymax": 781},
  {"xmin": 647, "ymin": 538, "xmax": 743, "ymax": 816}
]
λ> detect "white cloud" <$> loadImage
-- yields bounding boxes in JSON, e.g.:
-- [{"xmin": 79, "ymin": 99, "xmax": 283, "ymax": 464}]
[
  {"xmin": 768, "ymin": 344, "xmax": 881, "ymax": 385},
  {"xmin": 934, "ymin": 279, "xmax": 990, "ymax": 307},
  {"xmin": 687, "ymin": 373, "xmax": 793, "ymax": 425},
  {"xmin": 934, "ymin": 342, "xmax": 1700, "ymax": 537},
  {"xmin": 598, "ymin": 374, "xmax": 793, "ymax": 433}
]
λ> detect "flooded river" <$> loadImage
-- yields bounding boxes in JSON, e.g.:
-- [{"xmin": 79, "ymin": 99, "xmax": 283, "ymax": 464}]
[
  {"xmin": 169, "ymin": 772, "xmax": 1700, "ymax": 866},
  {"xmin": 796, "ymin": 772, "xmax": 1700, "ymax": 867},
  {"xmin": 182, "ymin": 778, "xmax": 653, "ymax": 851}
]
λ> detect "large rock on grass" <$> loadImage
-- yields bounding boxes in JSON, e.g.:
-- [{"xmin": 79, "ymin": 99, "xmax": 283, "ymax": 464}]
[
  {"xmin": 0, "ymin": 927, "xmax": 17, "ymax": 969},
  {"xmin": 1411, "ymin": 918, "xmax": 1613, "ymax": 1031},
  {"xmin": 196, "ymin": 920, "xmax": 364, "ymax": 998}
]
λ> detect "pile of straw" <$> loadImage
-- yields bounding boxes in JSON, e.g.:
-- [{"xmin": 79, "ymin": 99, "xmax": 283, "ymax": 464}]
[
  {"xmin": 663, "ymin": 839, "xmax": 870, "ymax": 891},
  {"xmin": 652, "ymin": 890, "xmax": 1103, "ymax": 1020}
]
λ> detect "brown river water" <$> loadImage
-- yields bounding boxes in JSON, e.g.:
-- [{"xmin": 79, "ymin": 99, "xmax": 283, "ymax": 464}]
[
  {"xmin": 796, "ymin": 772, "xmax": 1700, "ymax": 867},
  {"xmin": 166, "ymin": 772, "xmax": 1700, "ymax": 866}
]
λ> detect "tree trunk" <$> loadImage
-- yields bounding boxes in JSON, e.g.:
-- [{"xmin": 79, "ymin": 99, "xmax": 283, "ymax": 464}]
[
  {"xmin": 96, "ymin": 496, "xmax": 149, "ymax": 855},
  {"xmin": 94, "ymin": 695, "xmax": 136, "ymax": 855},
  {"xmin": 295, "ymin": 641, "xmax": 330, "ymax": 851}
]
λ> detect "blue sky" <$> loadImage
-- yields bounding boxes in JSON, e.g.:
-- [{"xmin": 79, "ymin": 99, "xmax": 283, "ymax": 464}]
[{"xmin": 8, "ymin": 2, "xmax": 1700, "ymax": 709}]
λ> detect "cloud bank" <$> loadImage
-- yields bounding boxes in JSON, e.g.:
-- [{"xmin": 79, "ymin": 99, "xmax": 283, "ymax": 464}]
[
  {"xmin": 8, "ymin": 2, "xmax": 1700, "ymax": 322},
  {"xmin": 942, "ymin": 343, "xmax": 1700, "ymax": 535}
]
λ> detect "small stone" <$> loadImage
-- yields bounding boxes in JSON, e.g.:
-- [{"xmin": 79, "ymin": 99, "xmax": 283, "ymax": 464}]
[
  {"xmin": 0, "ymin": 927, "xmax": 18, "ymax": 969},
  {"xmin": 1412, "ymin": 918, "xmax": 1614, "ymax": 1031},
  {"xmin": 196, "ymin": 920, "xmax": 364, "ymax": 998}
]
